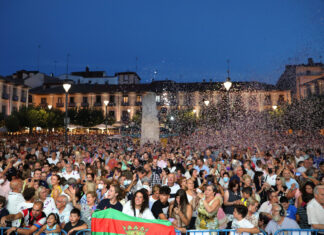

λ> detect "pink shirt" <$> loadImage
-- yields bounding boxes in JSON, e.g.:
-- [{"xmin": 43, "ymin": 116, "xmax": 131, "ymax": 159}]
[{"xmin": 0, "ymin": 180, "xmax": 11, "ymax": 199}]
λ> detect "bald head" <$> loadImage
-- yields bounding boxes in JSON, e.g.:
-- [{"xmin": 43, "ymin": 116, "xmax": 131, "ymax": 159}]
[{"xmin": 10, "ymin": 179, "xmax": 23, "ymax": 193}]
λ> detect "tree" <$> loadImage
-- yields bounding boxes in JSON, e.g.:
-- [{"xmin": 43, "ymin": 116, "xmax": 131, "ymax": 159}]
[{"xmin": 5, "ymin": 115, "xmax": 20, "ymax": 132}]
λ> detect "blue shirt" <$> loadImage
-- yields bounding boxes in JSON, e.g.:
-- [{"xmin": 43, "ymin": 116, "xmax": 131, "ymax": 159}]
[
  {"xmin": 194, "ymin": 165, "xmax": 210, "ymax": 174},
  {"xmin": 286, "ymin": 204, "xmax": 297, "ymax": 220},
  {"xmin": 285, "ymin": 178, "xmax": 299, "ymax": 189}
]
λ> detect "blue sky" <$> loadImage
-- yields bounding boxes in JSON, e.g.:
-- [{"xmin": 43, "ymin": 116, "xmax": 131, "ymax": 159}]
[{"xmin": 0, "ymin": 0, "xmax": 323, "ymax": 84}]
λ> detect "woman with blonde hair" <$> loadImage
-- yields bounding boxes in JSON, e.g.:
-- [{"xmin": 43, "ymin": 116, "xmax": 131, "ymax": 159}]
[
  {"xmin": 80, "ymin": 181, "xmax": 96, "ymax": 205},
  {"xmin": 245, "ymin": 197, "xmax": 259, "ymax": 227}
]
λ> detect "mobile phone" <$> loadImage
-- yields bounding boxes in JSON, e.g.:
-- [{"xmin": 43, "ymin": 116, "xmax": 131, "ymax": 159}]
[{"xmin": 295, "ymin": 172, "xmax": 301, "ymax": 176}]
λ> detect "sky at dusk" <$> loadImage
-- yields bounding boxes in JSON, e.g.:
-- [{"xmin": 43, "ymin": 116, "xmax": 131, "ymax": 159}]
[{"xmin": 0, "ymin": 0, "xmax": 323, "ymax": 84}]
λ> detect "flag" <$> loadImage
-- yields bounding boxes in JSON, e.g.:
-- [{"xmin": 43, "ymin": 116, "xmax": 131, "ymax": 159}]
[{"xmin": 91, "ymin": 208, "xmax": 176, "ymax": 235}]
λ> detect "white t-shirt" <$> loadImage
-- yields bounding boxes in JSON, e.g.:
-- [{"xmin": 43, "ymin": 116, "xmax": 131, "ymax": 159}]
[
  {"xmin": 47, "ymin": 158, "xmax": 59, "ymax": 165},
  {"xmin": 62, "ymin": 171, "xmax": 80, "ymax": 181},
  {"xmin": 122, "ymin": 201, "xmax": 155, "ymax": 220},
  {"xmin": 6, "ymin": 192, "xmax": 25, "ymax": 227},
  {"xmin": 54, "ymin": 206, "xmax": 72, "ymax": 225},
  {"xmin": 258, "ymin": 201, "xmax": 273, "ymax": 215},
  {"xmin": 149, "ymin": 196, "xmax": 158, "ymax": 209},
  {"xmin": 231, "ymin": 218, "xmax": 254, "ymax": 235},
  {"xmin": 17, "ymin": 202, "xmax": 33, "ymax": 211},
  {"xmin": 43, "ymin": 197, "xmax": 57, "ymax": 216},
  {"xmin": 307, "ymin": 198, "xmax": 324, "ymax": 228},
  {"xmin": 266, "ymin": 174, "xmax": 277, "ymax": 186}
]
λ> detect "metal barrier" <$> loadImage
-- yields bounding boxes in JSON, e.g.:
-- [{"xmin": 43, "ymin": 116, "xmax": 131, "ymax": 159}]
[
  {"xmin": 0, "ymin": 227, "xmax": 67, "ymax": 235},
  {"xmin": 75, "ymin": 229, "xmax": 91, "ymax": 235},
  {"xmin": 273, "ymin": 229, "xmax": 324, "ymax": 235},
  {"xmin": 185, "ymin": 229, "xmax": 267, "ymax": 235}
]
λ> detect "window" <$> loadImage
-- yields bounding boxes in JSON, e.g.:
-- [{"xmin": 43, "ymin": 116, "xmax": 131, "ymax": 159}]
[
  {"xmin": 136, "ymin": 95, "xmax": 142, "ymax": 103},
  {"xmin": 83, "ymin": 97, "xmax": 88, "ymax": 103},
  {"xmin": 41, "ymin": 98, "xmax": 47, "ymax": 104},
  {"xmin": 13, "ymin": 88, "xmax": 17, "ymax": 96},
  {"xmin": 2, "ymin": 85, "xmax": 7, "ymax": 93},
  {"xmin": 121, "ymin": 110, "xmax": 130, "ymax": 122},
  {"xmin": 110, "ymin": 95, "xmax": 115, "ymax": 103},
  {"xmin": 96, "ymin": 95, "xmax": 101, "ymax": 104},
  {"xmin": 109, "ymin": 111, "xmax": 115, "ymax": 117},
  {"xmin": 29, "ymin": 95, "xmax": 33, "ymax": 103},
  {"xmin": 58, "ymin": 97, "xmax": 63, "ymax": 104},
  {"xmin": 264, "ymin": 95, "xmax": 271, "ymax": 106},
  {"xmin": 69, "ymin": 97, "xmax": 74, "ymax": 103},
  {"xmin": 278, "ymin": 95, "xmax": 285, "ymax": 105},
  {"xmin": 123, "ymin": 95, "xmax": 129, "ymax": 103}
]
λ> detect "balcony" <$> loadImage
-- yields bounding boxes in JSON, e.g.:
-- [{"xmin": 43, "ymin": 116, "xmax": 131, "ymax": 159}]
[
  {"xmin": 21, "ymin": 97, "xmax": 26, "ymax": 102},
  {"xmin": 108, "ymin": 102, "xmax": 115, "ymax": 106},
  {"xmin": 135, "ymin": 102, "xmax": 142, "ymax": 106},
  {"xmin": 121, "ymin": 102, "xmax": 129, "ymax": 106},
  {"xmin": 40, "ymin": 103, "xmax": 47, "ymax": 108},
  {"xmin": 68, "ymin": 103, "xmax": 76, "ymax": 108},
  {"xmin": 94, "ymin": 102, "xmax": 102, "ymax": 107},
  {"xmin": 2, "ymin": 93, "xmax": 9, "ymax": 100},
  {"xmin": 56, "ymin": 103, "xmax": 64, "ymax": 108},
  {"xmin": 81, "ymin": 102, "xmax": 89, "ymax": 107},
  {"xmin": 12, "ymin": 95, "xmax": 19, "ymax": 101}
]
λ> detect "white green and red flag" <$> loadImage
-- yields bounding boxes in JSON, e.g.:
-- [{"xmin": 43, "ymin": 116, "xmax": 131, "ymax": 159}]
[{"xmin": 91, "ymin": 208, "xmax": 176, "ymax": 235}]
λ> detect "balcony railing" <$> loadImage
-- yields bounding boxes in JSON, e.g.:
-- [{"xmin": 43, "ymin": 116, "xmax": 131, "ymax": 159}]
[
  {"xmin": 56, "ymin": 103, "xmax": 64, "ymax": 107},
  {"xmin": 21, "ymin": 97, "xmax": 26, "ymax": 102},
  {"xmin": 68, "ymin": 103, "xmax": 76, "ymax": 107},
  {"xmin": 135, "ymin": 102, "xmax": 142, "ymax": 106},
  {"xmin": 121, "ymin": 102, "xmax": 129, "ymax": 106},
  {"xmin": 94, "ymin": 102, "xmax": 102, "ymax": 107},
  {"xmin": 2, "ymin": 93, "xmax": 9, "ymax": 100},
  {"xmin": 12, "ymin": 95, "xmax": 19, "ymax": 101},
  {"xmin": 40, "ymin": 103, "xmax": 47, "ymax": 107},
  {"xmin": 81, "ymin": 102, "xmax": 89, "ymax": 107},
  {"xmin": 108, "ymin": 102, "xmax": 115, "ymax": 106}
]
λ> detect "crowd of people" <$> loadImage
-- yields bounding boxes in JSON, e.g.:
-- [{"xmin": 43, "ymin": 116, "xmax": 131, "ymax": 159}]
[{"xmin": 0, "ymin": 130, "xmax": 323, "ymax": 235}]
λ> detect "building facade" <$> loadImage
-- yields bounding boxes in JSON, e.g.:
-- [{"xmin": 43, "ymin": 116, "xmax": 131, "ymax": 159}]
[
  {"xmin": 0, "ymin": 76, "xmax": 29, "ymax": 115},
  {"xmin": 30, "ymin": 80, "xmax": 290, "ymax": 123},
  {"xmin": 276, "ymin": 58, "xmax": 324, "ymax": 99}
]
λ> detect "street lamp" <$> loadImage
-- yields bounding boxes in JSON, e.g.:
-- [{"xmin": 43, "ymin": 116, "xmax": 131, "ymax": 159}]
[
  {"xmin": 204, "ymin": 100, "xmax": 210, "ymax": 106},
  {"xmin": 104, "ymin": 100, "xmax": 109, "ymax": 134},
  {"xmin": 63, "ymin": 82, "xmax": 71, "ymax": 145},
  {"xmin": 48, "ymin": 105, "xmax": 52, "ymax": 110},
  {"xmin": 224, "ymin": 76, "xmax": 232, "ymax": 141},
  {"xmin": 272, "ymin": 105, "xmax": 277, "ymax": 110}
]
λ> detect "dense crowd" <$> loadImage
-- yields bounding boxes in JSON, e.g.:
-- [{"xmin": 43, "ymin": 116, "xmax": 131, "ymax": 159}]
[{"xmin": 0, "ymin": 130, "xmax": 323, "ymax": 235}]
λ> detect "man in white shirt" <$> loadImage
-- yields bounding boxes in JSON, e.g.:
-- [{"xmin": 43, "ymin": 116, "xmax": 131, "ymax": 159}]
[
  {"xmin": 62, "ymin": 163, "xmax": 80, "ymax": 183},
  {"xmin": 47, "ymin": 151, "xmax": 59, "ymax": 165},
  {"xmin": 6, "ymin": 179, "xmax": 25, "ymax": 227},
  {"xmin": 307, "ymin": 185, "xmax": 324, "ymax": 230},
  {"xmin": 165, "ymin": 173, "xmax": 180, "ymax": 202},
  {"xmin": 231, "ymin": 205, "xmax": 260, "ymax": 235},
  {"xmin": 54, "ymin": 195, "xmax": 72, "ymax": 228}
]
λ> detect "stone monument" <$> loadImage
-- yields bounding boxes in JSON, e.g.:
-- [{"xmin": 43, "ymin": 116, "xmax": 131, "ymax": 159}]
[{"xmin": 141, "ymin": 92, "xmax": 160, "ymax": 145}]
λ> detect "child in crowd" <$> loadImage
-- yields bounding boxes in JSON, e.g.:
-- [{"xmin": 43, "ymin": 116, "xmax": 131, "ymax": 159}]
[
  {"xmin": 63, "ymin": 208, "xmax": 88, "ymax": 235},
  {"xmin": 241, "ymin": 187, "xmax": 253, "ymax": 206},
  {"xmin": 280, "ymin": 196, "xmax": 297, "ymax": 221},
  {"xmin": 35, "ymin": 213, "xmax": 61, "ymax": 235},
  {"xmin": 231, "ymin": 205, "xmax": 260, "ymax": 235}
]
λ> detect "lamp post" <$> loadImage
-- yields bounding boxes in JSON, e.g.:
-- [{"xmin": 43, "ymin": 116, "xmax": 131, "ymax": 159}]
[
  {"xmin": 63, "ymin": 82, "xmax": 71, "ymax": 145},
  {"xmin": 204, "ymin": 100, "xmax": 210, "ymax": 106},
  {"xmin": 104, "ymin": 100, "xmax": 109, "ymax": 134},
  {"xmin": 48, "ymin": 105, "xmax": 52, "ymax": 110},
  {"xmin": 223, "ymin": 76, "xmax": 232, "ymax": 141}
]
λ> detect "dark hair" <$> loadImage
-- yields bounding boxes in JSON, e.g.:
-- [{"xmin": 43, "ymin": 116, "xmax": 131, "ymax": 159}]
[
  {"xmin": 163, "ymin": 168, "xmax": 170, "ymax": 175},
  {"xmin": 131, "ymin": 189, "xmax": 149, "ymax": 216},
  {"xmin": 47, "ymin": 213, "xmax": 60, "ymax": 225},
  {"xmin": 23, "ymin": 187, "xmax": 36, "ymax": 201},
  {"xmin": 70, "ymin": 208, "xmax": 81, "ymax": 217},
  {"xmin": 136, "ymin": 166, "xmax": 147, "ymax": 175},
  {"xmin": 228, "ymin": 179, "xmax": 240, "ymax": 192},
  {"xmin": 301, "ymin": 181, "xmax": 315, "ymax": 203},
  {"xmin": 279, "ymin": 196, "xmax": 289, "ymax": 204},
  {"xmin": 189, "ymin": 168, "xmax": 196, "ymax": 177},
  {"xmin": 234, "ymin": 205, "xmax": 248, "ymax": 218},
  {"xmin": 173, "ymin": 189, "xmax": 189, "ymax": 214},
  {"xmin": 0, "ymin": 195, "xmax": 6, "ymax": 207},
  {"xmin": 242, "ymin": 187, "xmax": 252, "ymax": 196},
  {"xmin": 160, "ymin": 186, "xmax": 171, "ymax": 195}
]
